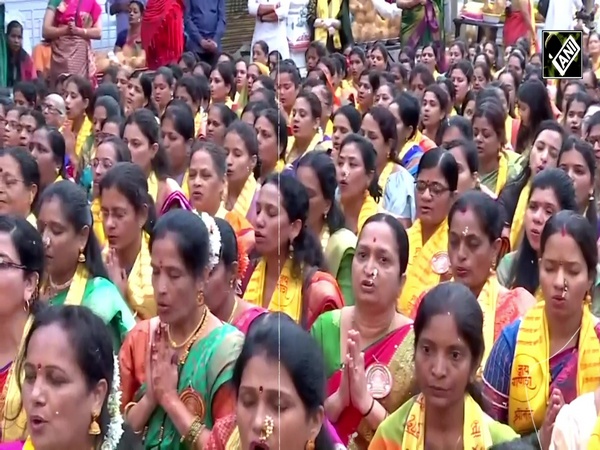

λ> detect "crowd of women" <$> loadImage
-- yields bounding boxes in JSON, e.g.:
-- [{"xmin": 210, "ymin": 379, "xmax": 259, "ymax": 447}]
[{"xmin": 4, "ymin": 6, "xmax": 600, "ymax": 449}]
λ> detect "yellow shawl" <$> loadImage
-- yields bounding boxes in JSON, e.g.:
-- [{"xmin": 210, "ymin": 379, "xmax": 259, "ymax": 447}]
[
  {"xmin": 399, "ymin": 219, "xmax": 449, "ymax": 315},
  {"xmin": 244, "ymin": 259, "xmax": 303, "ymax": 322},
  {"xmin": 494, "ymin": 150, "xmax": 509, "ymax": 195},
  {"xmin": 589, "ymin": 414, "xmax": 600, "ymax": 449},
  {"xmin": 91, "ymin": 198, "xmax": 105, "ymax": 249},
  {"xmin": 357, "ymin": 193, "xmax": 380, "ymax": 234},
  {"xmin": 509, "ymin": 181, "xmax": 531, "ymax": 251},
  {"xmin": 315, "ymin": 0, "xmax": 342, "ymax": 49},
  {"xmin": 181, "ymin": 171, "xmax": 190, "ymax": 198},
  {"xmin": 125, "ymin": 233, "xmax": 155, "ymax": 319},
  {"xmin": 477, "ymin": 275, "xmax": 500, "ymax": 367},
  {"xmin": 401, "ymin": 394, "xmax": 493, "ymax": 449},
  {"xmin": 26, "ymin": 213, "xmax": 36, "ymax": 227},
  {"xmin": 64, "ymin": 264, "xmax": 89, "ymax": 306},
  {"xmin": 230, "ymin": 175, "xmax": 257, "ymax": 218},
  {"xmin": 148, "ymin": 172, "xmax": 159, "ymax": 203},
  {"xmin": 509, "ymin": 302, "xmax": 600, "ymax": 434},
  {"xmin": 285, "ymin": 132, "xmax": 323, "ymax": 165},
  {"xmin": 226, "ymin": 427, "xmax": 240, "ymax": 450},
  {"xmin": 1, "ymin": 316, "xmax": 33, "ymax": 442},
  {"xmin": 378, "ymin": 161, "xmax": 395, "ymax": 193},
  {"xmin": 74, "ymin": 116, "xmax": 93, "ymax": 157}
]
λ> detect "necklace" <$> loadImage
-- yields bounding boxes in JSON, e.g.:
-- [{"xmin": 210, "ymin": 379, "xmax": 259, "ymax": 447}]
[
  {"xmin": 167, "ymin": 306, "xmax": 207, "ymax": 349},
  {"xmin": 178, "ymin": 306, "xmax": 209, "ymax": 366},
  {"xmin": 227, "ymin": 297, "xmax": 239, "ymax": 324},
  {"xmin": 48, "ymin": 277, "xmax": 72, "ymax": 292}
]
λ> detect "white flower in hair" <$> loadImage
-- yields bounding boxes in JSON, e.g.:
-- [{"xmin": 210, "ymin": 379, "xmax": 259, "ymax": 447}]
[
  {"xmin": 101, "ymin": 354, "xmax": 124, "ymax": 450},
  {"xmin": 197, "ymin": 211, "xmax": 222, "ymax": 271}
]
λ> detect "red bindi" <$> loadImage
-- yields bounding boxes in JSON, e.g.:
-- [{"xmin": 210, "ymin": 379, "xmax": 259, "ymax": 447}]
[{"xmin": 561, "ymin": 225, "xmax": 567, "ymax": 237}]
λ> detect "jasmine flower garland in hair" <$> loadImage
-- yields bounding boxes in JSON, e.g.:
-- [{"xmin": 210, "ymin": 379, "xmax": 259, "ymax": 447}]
[
  {"xmin": 197, "ymin": 212, "xmax": 222, "ymax": 271},
  {"xmin": 101, "ymin": 354, "xmax": 124, "ymax": 450}
]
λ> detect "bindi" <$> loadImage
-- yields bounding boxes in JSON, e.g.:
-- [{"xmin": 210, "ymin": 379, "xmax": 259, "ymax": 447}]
[
  {"xmin": 561, "ymin": 225, "xmax": 567, "ymax": 237},
  {"xmin": 372, "ymin": 237, "xmax": 377, "ymax": 243}
]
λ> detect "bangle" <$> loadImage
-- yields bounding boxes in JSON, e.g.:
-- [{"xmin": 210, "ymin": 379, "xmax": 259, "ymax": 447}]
[
  {"xmin": 180, "ymin": 416, "xmax": 204, "ymax": 444},
  {"xmin": 123, "ymin": 401, "xmax": 137, "ymax": 417},
  {"xmin": 83, "ymin": 28, "xmax": 87, "ymax": 36},
  {"xmin": 362, "ymin": 397, "xmax": 375, "ymax": 417}
]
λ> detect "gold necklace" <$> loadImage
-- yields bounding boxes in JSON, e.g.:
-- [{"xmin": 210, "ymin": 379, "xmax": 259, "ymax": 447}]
[
  {"xmin": 178, "ymin": 306, "xmax": 209, "ymax": 366},
  {"xmin": 227, "ymin": 297, "xmax": 239, "ymax": 324},
  {"xmin": 167, "ymin": 307, "xmax": 206, "ymax": 349}
]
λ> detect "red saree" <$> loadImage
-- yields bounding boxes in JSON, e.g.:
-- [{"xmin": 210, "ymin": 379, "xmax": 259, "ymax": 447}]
[
  {"xmin": 141, "ymin": 0, "xmax": 184, "ymax": 69},
  {"xmin": 327, "ymin": 323, "xmax": 416, "ymax": 448}
]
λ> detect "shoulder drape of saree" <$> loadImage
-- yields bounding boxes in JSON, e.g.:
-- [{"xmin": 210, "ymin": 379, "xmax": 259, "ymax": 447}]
[
  {"xmin": 306, "ymin": 271, "xmax": 345, "ymax": 329},
  {"xmin": 205, "ymin": 414, "xmax": 237, "ymax": 450},
  {"xmin": 327, "ymin": 324, "xmax": 417, "ymax": 449},
  {"xmin": 118, "ymin": 319, "xmax": 153, "ymax": 409},
  {"xmin": 232, "ymin": 307, "xmax": 267, "ymax": 334}
]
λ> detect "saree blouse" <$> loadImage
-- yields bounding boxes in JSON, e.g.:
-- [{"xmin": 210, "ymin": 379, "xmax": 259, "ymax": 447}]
[
  {"xmin": 119, "ymin": 319, "xmax": 244, "ymax": 446},
  {"xmin": 311, "ymin": 309, "xmax": 416, "ymax": 449}
]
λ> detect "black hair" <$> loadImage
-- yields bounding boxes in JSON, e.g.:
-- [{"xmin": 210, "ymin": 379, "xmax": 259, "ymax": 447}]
[
  {"xmin": 0, "ymin": 214, "xmax": 44, "ymax": 306},
  {"xmin": 128, "ymin": 71, "xmax": 159, "ymax": 116},
  {"xmin": 414, "ymin": 282, "xmax": 484, "ymax": 405},
  {"xmin": 558, "ymin": 136, "xmax": 598, "ymax": 236},
  {"xmin": 214, "ymin": 218, "xmax": 238, "ymax": 270},
  {"xmin": 443, "ymin": 139, "xmax": 478, "ymax": 174},
  {"xmin": 35, "ymin": 126, "xmax": 67, "ymax": 182},
  {"xmin": 416, "ymin": 147, "xmax": 459, "ymax": 192},
  {"xmin": 439, "ymin": 115, "xmax": 474, "ymax": 143},
  {"xmin": 509, "ymin": 168, "xmax": 578, "ymax": 293},
  {"xmin": 360, "ymin": 213, "xmax": 410, "ymax": 276},
  {"xmin": 253, "ymin": 75, "xmax": 276, "ymax": 92},
  {"xmin": 339, "ymin": 133, "xmax": 382, "ymax": 202},
  {"xmin": 162, "ymin": 102, "xmax": 195, "ymax": 141},
  {"xmin": 13, "ymin": 81, "xmax": 37, "ymax": 107},
  {"xmin": 409, "ymin": 64, "xmax": 436, "ymax": 88},
  {"xmin": 190, "ymin": 141, "xmax": 227, "ymax": 178},
  {"xmin": 94, "ymin": 96, "xmax": 122, "ymax": 121},
  {"xmin": 332, "ymin": 105, "xmax": 362, "ymax": 133},
  {"xmin": 20, "ymin": 108, "xmax": 46, "ymax": 128},
  {"xmin": 231, "ymin": 313, "xmax": 335, "ymax": 450},
  {"xmin": 498, "ymin": 120, "xmax": 566, "ymax": 227},
  {"xmin": 96, "ymin": 136, "xmax": 132, "ymax": 163},
  {"xmin": 211, "ymin": 62, "xmax": 236, "ymax": 99},
  {"xmin": 174, "ymin": 76, "xmax": 203, "ymax": 113},
  {"xmin": 365, "ymin": 106, "xmax": 400, "ymax": 164},
  {"xmin": 241, "ymin": 101, "xmax": 271, "ymax": 123},
  {"xmin": 39, "ymin": 181, "xmax": 108, "ymax": 279},
  {"xmin": 450, "ymin": 190, "xmax": 503, "ymax": 244},
  {"xmin": 225, "ymin": 120, "xmax": 261, "ymax": 179},
  {"xmin": 262, "ymin": 173, "xmax": 326, "ymax": 289},
  {"xmin": 99, "ymin": 162, "xmax": 157, "ymax": 235},
  {"xmin": 541, "ymin": 210, "xmax": 598, "ymax": 287},
  {"xmin": 296, "ymin": 90, "xmax": 322, "ymax": 121},
  {"xmin": 122, "ymin": 108, "xmax": 170, "ymax": 179},
  {"xmin": 390, "ymin": 93, "xmax": 420, "ymax": 141},
  {"xmin": 149, "ymin": 209, "xmax": 209, "ymax": 277},
  {"xmin": 93, "ymin": 84, "xmax": 123, "ymax": 115},
  {"xmin": 254, "ymin": 108, "xmax": 288, "ymax": 163},
  {"xmin": 17, "ymin": 305, "xmax": 142, "ymax": 450},
  {"xmin": 516, "ymin": 79, "xmax": 555, "ymax": 153},
  {"xmin": 472, "ymin": 99, "xmax": 506, "ymax": 146},
  {"xmin": 0, "ymin": 146, "xmax": 40, "ymax": 209},
  {"xmin": 179, "ymin": 52, "xmax": 198, "ymax": 72},
  {"xmin": 297, "ymin": 151, "xmax": 346, "ymax": 234},
  {"xmin": 65, "ymin": 75, "xmax": 94, "ymax": 118},
  {"xmin": 207, "ymin": 103, "xmax": 238, "ymax": 129}
]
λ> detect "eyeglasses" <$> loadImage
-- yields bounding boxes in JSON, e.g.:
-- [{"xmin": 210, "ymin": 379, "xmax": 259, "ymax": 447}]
[
  {"xmin": 91, "ymin": 157, "xmax": 115, "ymax": 170},
  {"xmin": 0, "ymin": 173, "xmax": 25, "ymax": 189},
  {"xmin": 0, "ymin": 256, "xmax": 26, "ymax": 271},
  {"xmin": 415, "ymin": 180, "xmax": 450, "ymax": 196}
]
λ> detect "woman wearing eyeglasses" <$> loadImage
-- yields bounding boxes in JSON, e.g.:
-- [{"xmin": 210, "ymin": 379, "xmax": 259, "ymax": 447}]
[{"xmin": 398, "ymin": 148, "xmax": 458, "ymax": 316}]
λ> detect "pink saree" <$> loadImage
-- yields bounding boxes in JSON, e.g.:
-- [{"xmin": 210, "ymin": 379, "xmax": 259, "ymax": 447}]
[{"xmin": 47, "ymin": 0, "xmax": 101, "ymax": 85}]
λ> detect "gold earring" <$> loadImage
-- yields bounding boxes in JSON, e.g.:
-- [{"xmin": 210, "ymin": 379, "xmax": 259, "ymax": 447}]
[
  {"xmin": 288, "ymin": 241, "xmax": 294, "ymax": 258},
  {"xmin": 585, "ymin": 292, "xmax": 592, "ymax": 306},
  {"xmin": 23, "ymin": 297, "xmax": 31, "ymax": 313},
  {"xmin": 305, "ymin": 439, "xmax": 315, "ymax": 450},
  {"xmin": 198, "ymin": 290, "xmax": 205, "ymax": 305},
  {"xmin": 78, "ymin": 250, "xmax": 86, "ymax": 263},
  {"xmin": 89, "ymin": 412, "xmax": 101, "ymax": 436}
]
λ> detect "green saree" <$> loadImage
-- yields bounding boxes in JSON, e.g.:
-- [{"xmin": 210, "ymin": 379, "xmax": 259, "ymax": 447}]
[
  {"xmin": 142, "ymin": 325, "xmax": 244, "ymax": 449},
  {"xmin": 401, "ymin": 0, "xmax": 444, "ymax": 51},
  {"xmin": 50, "ymin": 276, "xmax": 135, "ymax": 349}
]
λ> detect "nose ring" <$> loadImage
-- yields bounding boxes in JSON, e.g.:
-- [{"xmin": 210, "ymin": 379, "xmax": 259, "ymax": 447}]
[
  {"xmin": 562, "ymin": 278, "xmax": 568, "ymax": 299},
  {"xmin": 42, "ymin": 236, "xmax": 50, "ymax": 247},
  {"xmin": 259, "ymin": 415, "xmax": 274, "ymax": 443},
  {"xmin": 372, "ymin": 268, "xmax": 378, "ymax": 279}
]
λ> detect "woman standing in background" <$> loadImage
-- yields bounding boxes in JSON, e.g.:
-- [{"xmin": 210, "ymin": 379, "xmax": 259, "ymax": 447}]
[{"xmin": 42, "ymin": 0, "xmax": 102, "ymax": 86}]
